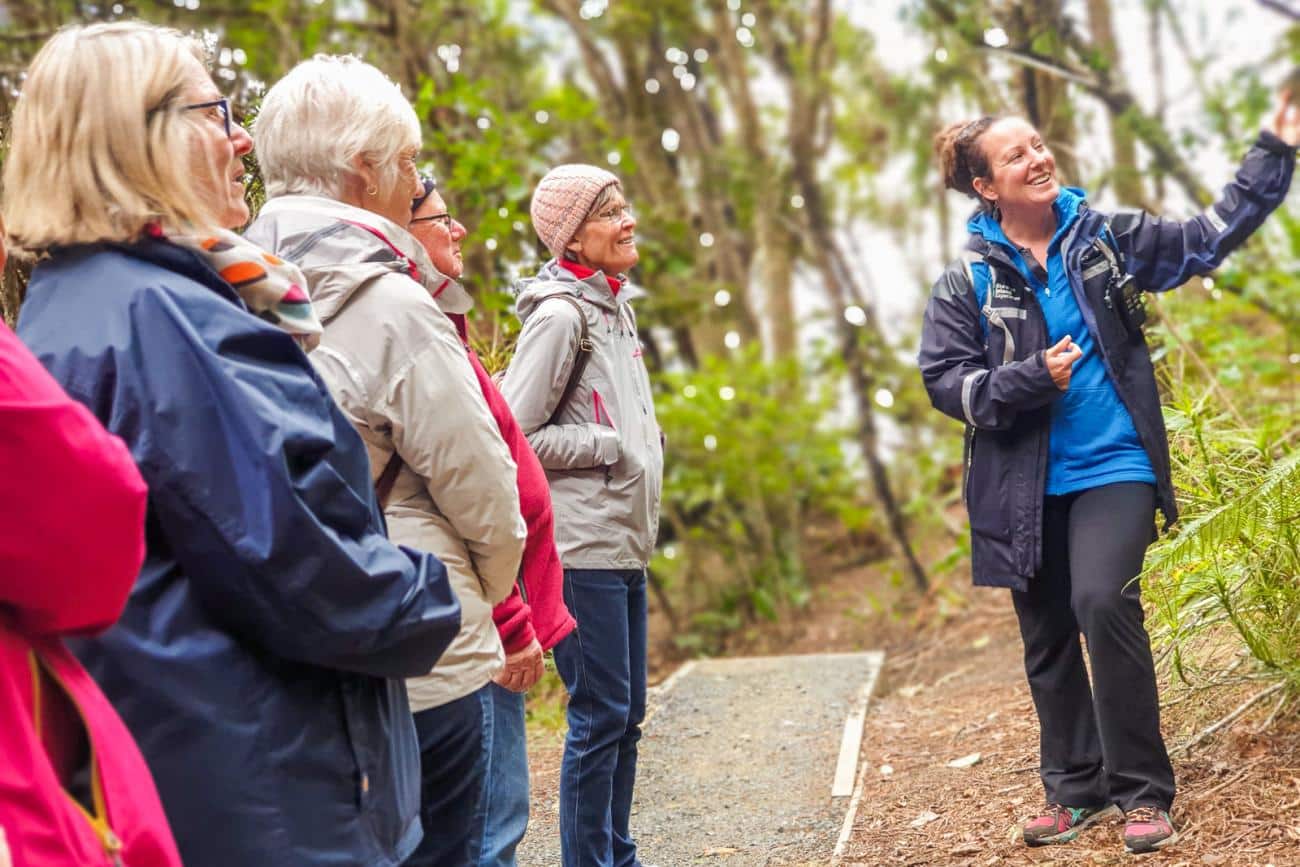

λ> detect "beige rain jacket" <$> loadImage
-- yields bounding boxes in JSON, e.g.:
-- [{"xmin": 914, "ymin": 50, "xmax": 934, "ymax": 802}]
[{"xmin": 246, "ymin": 196, "xmax": 525, "ymax": 711}]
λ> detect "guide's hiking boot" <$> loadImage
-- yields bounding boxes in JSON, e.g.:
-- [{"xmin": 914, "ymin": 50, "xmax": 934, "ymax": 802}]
[
  {"xmin": 1023, "ymin": 803, "xmax": 1120, "ymax": 846},
  {"xmin": 1123, "ymin": 806, "xmax": 1177, "ymax": 854}
]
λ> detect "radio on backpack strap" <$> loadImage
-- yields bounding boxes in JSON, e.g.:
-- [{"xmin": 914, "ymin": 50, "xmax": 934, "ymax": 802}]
[{"xmin": 1096, "ymin": 223, "xmax": 1146, "ymax": 334}]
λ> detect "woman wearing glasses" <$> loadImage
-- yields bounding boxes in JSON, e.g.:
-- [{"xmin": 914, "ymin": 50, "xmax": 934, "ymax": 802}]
[
  {"xmin": 245, "ymin": 56, "xmax": 526, "ymax": 867},
  {"xmin": 406, "ymin": 175, "xmax": 576, "ymax": 867},
  {"xmin": 5, "ymin": 22, "xmax": 461, "ymax": 867},
  {"xmin": 500, "ymin": 165, "xmax": 664, "ymax": 867}
]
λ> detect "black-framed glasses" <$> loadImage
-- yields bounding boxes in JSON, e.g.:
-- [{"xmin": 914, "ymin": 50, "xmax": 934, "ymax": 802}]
[
  {"xmin": 182, "ymin": 97, "xmax": 232, "ymax": 138},
  {"xmin": 410, "ymin": 212, "xmax": 454, "ymax": 231}
]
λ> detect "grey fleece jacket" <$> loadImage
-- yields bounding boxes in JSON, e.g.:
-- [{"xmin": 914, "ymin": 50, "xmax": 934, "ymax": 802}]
[{"xmin": 500, "ymin": 259, "xmax": 663, "ymax": 570}]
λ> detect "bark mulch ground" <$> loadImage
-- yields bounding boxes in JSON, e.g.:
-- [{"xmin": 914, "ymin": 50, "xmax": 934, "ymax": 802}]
[
  {"xmin": 837, "ymin": 594, "xmax": 1300, "ymax": 867},
  {"xmin": 522, "ymin": 556, "xmax": 1300, "ymax": 866}
]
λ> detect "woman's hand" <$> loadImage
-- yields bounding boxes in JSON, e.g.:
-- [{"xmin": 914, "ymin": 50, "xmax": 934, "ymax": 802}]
[
  {"xmin": 494, "ymin": 638, "xmax": 545, "ymax": 693},
  {"xmin": 1044, "ymin": 334, "xmax": 1082, "ymax": 391},
  {"xmin": 1272, "ymin": 89, "xmax": 1300, "ymax": 147}
]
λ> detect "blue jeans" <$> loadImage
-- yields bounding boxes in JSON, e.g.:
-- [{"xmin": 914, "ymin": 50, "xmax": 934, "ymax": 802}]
[
  {"xmin": 469, "ymin": 682, "xmax": 530, "ymax": 866},
  {"xmin": 553, "ymin": 569, "xmax": 647, "ymax": 867},
  {"xmin": 406, "ymin": 688, "xmax": 486, "ymax": 867}
]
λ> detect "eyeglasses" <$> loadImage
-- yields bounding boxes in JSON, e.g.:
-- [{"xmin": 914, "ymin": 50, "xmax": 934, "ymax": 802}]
[
  {"xmin": 410, "ymin": 212, "xmax": 454, "ymax": 231},
  {"xmin": 182, "ymin": 97, "xmax": 232, "ymax": 138},
  {"xmin": 588, "ymin": 204, "xmax": 634, "ymax": 224}
]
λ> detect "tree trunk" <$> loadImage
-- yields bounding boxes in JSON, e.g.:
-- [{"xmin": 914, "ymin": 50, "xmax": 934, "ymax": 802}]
[
  {"xmin": 1086, "ymin": 0, "xmax": 1144, "ymax": 206},
  {"xmin": 1007, "ymin": 0, "xmax": 1079, "ymax": 183},
  {"xmin": 1148, "ymin": 0, "xmax": 1167, "ymax": 201}
]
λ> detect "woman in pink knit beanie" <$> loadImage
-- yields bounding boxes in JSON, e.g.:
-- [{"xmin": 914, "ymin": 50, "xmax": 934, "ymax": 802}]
[{"xmin": 500, "ymin": 165, "xmax": 665, "ymax": 867}]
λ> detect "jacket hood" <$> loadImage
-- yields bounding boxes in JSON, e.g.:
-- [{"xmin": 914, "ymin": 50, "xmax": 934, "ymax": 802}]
[
  {"xmin": 246, "ymin": 195, "xmax": 470, "ymax": 321},
  {"xmin": 967, "ymin": 186, "xmax": 1087, "ymax": 253},
  {"xmin": 514, "ymin": 258, "xmax": 645, "ymax": 322}
]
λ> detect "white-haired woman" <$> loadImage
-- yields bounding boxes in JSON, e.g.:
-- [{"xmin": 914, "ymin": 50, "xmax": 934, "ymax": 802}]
[
  {"xmin": 244, "ymin": 55, "xmax": 527, "ymax": 867},
  {"xmin": 4, "ymin": 23, "xmax": 461, "ymax": 867}
]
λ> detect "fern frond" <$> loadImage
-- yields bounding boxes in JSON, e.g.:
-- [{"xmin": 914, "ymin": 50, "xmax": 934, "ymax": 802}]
[{"xmin": 1145, "ymin": 448, "xmax": 1300, "ymax": 574}]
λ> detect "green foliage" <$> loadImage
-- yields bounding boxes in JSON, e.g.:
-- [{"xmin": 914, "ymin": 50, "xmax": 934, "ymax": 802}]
[
  {"xmin": 4, "ymin": 1, "xmax": 1298, "ymax": 680},
  {"xmin": 651, "ymin": 344, "xmax": 872, "ymax": 650},
  {"xmin": 1141, "ymin": 196, "xmax": 1300, "ymax": 703},
  {"xmin": 1145, "ymin": 419, "xmax": 1300, "ymax": 695}
]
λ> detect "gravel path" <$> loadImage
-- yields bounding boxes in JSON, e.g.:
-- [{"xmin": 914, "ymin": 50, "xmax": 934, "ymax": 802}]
[{"xmin": 518, "ymin": 652, "xmax": 884, "ymax": 866}]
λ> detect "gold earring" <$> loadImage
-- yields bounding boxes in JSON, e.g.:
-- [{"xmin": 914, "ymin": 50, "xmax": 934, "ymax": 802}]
[{"xmin": 366, "ymin": 185, "xmax": 379, "ymax": 197}]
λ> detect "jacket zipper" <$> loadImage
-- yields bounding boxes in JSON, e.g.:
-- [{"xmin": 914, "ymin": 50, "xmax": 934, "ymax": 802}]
[
  {"xmin": 1064, "ymin": 215, "xmax": 1168, "ymax": 518},
  {"xmin": 592, "ymin": 389, "xmax": 615, "ymax": 429},
  {"xmin": 963, "ymin": 425, "xmax": 976, "ymax": 509},
  {"xmin": 984, "ymin": 245, "xmax": 1054, "ymax": 574},
  {"xmin": 28, "ymin": 652, "xmax": 126, "ymax": 866}
]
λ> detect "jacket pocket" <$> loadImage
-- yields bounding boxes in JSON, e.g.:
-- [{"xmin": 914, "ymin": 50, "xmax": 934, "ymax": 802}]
[
  {"xmin": 1080, "ymin": 250, "xmax": 1135, "ymax": 373},
  {"xmin": 334, "ymin": 681, "xmax": 369, "ymax": 810},
  {"xmin": 965, "ymin": 430, "xmax": 1013, "ymax": 541}
]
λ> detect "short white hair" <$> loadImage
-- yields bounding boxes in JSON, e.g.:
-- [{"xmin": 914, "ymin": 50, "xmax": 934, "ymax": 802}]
[{"xmin": 254, "ymin": 54, "xmax": 421, "ymax": 200}]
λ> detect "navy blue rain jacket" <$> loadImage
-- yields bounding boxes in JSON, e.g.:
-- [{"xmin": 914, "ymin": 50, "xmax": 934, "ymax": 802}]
[
  {"xmin": 17, "ymin": 238, "xmax": 462, "ymax": 867},
  {"xmin": 919, "ymin": 131, "xmax": 1295, "ymax": 590}
]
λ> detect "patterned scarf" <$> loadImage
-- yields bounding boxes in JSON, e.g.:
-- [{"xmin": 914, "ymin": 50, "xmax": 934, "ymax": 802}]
[{"xmin": 167, "ymin": 227, "xmax": 323, "ymax": 351}]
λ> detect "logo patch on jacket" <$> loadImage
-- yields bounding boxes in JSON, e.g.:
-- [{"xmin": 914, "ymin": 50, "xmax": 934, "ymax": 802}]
[{"xmin": 992, "ymin": 283, "xmax": 1019, "ymax": 301}]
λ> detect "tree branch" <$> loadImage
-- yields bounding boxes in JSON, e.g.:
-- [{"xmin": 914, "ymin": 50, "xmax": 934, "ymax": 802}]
[
  {"xmin": 922, "ymin": 0, "xmax": 1210, "ymax": 203},
  {"xmin": 1256, "ymin": 0, "xmax": 1300, "ymax": 20}
]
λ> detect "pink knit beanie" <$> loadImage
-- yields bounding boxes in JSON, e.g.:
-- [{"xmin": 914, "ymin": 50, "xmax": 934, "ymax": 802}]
[{"xmin": 530, "ymin": 164, "xmax": 621, "ymax": 260}]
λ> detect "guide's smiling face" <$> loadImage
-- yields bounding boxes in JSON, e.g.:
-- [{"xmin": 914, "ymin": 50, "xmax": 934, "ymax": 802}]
[{"xmin": 973, "ymin": 117, "xmax": 1060, "ymax": 213}]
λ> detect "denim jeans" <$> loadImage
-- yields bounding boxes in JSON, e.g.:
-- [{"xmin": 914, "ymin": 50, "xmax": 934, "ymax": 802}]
[
  {"xmin": 469, "ymin": 682, "xmax": 530, "ymax": 867},
  {"xmin": 406, "ymin": 688, "xmax": 486, "ymax": 867},
  {"xmin": 552, "ymin": 569, "xmax": 647, "ymax": 867}
]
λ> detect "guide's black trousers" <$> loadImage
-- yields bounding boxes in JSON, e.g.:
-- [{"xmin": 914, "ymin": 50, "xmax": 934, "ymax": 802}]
[{"xmin": 1011, "ymin": 482, "xmax": 1175, "ymax": 812}]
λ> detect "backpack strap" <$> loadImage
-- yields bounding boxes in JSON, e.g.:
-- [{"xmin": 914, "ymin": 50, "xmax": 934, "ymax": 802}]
[
  {"xmin": 538, "ymin": 293, "xmax": 595, "ymax": 425},
  {"xmin": 374, "ymin": 449, "xmax": 403, "ymax": 510},
  {"xmin": 376, "ymin": 293, "xmax": 592, "ymax": 509},
  {"xmin": 960, "ymin": 247, "xmax": 1022, "ymax": 366},
  {"xmin": 1096, "ymin": 220, "xmax": 1124, "ymax": 282}
]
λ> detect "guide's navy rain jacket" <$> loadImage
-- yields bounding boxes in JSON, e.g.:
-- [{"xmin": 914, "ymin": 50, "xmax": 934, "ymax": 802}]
[{"xmin": 919, "ymin": 131, "xmax": 1295, "ymax": 590}]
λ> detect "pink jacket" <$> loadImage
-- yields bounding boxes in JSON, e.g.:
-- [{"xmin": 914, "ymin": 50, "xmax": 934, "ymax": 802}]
[
  {"xmin": 0, "ymin": 322, "xmax": 181, "ymax": 867},
  {"xmin": 448, "ymin": 313, "xmax": 576, "ymax": 653}
]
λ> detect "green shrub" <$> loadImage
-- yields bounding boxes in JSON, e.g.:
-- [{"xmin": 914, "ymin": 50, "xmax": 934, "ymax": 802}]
[{"xmin": 651, "ymin": 344, "xmax": 871, "ymax": 650}]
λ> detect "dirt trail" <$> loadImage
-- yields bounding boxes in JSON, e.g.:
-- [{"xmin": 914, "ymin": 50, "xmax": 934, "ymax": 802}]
[
  {"xmin": 519, "ymin": 653, "xmax": 882, "ymax": 866},
  {"xmin": 521, "ymin": 561, "xmax": 1300, "ymax": 866}
]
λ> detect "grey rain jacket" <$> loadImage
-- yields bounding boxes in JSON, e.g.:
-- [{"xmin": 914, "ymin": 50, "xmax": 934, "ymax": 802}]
[
  {"xmin": 500, "ymin": 260, "xmax": 664, "ymax": 570},
  {"xmin": 918, "ymin": 130, "xmax": 1296, "ymax": 591},
  {"xmin": 246, "ymin": 196, "xmax": 525, "ymax": 712}
]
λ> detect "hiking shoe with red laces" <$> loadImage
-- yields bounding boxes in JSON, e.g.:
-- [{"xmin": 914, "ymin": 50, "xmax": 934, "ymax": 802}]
[
  {"xmin": 1123, "ymin": 806, "xmax": 1177, "ymax": 853},
  {"xmin": 1023, "ymin": 803, "xmax": 1120, "ymax": 846}
]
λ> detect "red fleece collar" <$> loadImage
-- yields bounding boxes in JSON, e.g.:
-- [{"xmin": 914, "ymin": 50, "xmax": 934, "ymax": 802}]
[{"xmin": 558, "ymin": 259, "xmax": 622, "ymax": 296}]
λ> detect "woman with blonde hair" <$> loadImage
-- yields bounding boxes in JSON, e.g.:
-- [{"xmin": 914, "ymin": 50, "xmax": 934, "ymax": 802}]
[
  {"xmin": 245, "ymin": 55, "xmax": 527, "ymax": 867},
  {"xmin": 6, "ymin": 22, "xmax": 461, "ymax": 867}
]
